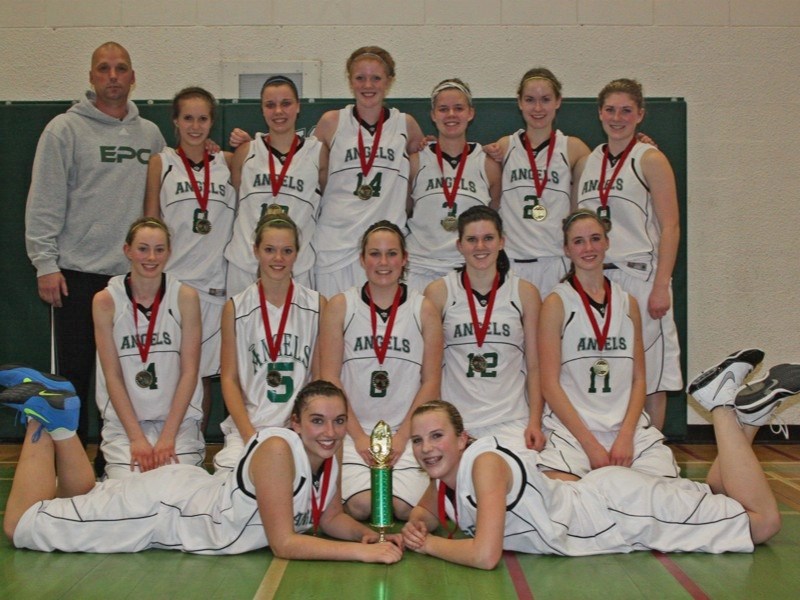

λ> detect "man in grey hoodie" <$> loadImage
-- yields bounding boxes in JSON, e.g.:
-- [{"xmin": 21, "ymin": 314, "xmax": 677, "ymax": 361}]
[{"xmin": 25, "ymin": 42, "xmax": 166, "ymax": 458}]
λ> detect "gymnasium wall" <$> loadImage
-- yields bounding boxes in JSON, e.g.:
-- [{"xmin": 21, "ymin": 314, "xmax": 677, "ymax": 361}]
[
  {"xmin": 0, "ymin": 98, "xmax": 687, "ymax": 442},
  {"xmin": 0, "ymin": 1, "xmax": 799, "ymax": 433}
]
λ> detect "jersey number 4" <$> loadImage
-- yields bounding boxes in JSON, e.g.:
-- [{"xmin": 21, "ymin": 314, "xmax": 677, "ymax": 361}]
[{"xmin": 353, "ymin": 172, "xmax": 383, "ymax": 198}]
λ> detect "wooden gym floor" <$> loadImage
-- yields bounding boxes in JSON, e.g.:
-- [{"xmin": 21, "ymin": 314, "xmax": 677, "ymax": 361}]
[{"xmin": 1, "ymin": 442, "xmax": 800, "ymax": 600}]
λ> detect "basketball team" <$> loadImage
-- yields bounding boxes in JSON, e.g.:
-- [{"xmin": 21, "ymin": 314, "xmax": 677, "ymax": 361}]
[{"xmin": 3, "ymin": 41, "xmax": 799, "ymax": 567}]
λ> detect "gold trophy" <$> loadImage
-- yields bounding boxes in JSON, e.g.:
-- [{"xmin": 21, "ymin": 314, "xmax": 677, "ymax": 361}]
[{"xmin": 369, "ymin": 420, "xmax": 393, "ymax": 541}]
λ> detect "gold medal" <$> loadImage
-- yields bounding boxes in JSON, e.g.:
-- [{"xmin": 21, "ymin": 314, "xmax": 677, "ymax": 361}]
[
  {"xmin": 180, "ymin": 148, "xmax": 212, "ymax": 237},
  {"xmin": 531, "ymin": 203, "xmax": 547, "ymax": 222},
  {"xmin": 357, "ymin": 184, "xmax": 374, "ymax": 200},
  {"xmin": 441, "ymin": 215, "xmax": 458, "ymax": 232},
  {"xmin": 597, "ymin": 206, "xmax": 611, "ymax": 231},
  {"xmin": 592, "ymin": 358, "xmax": 610, "ymax": 377},
  {"xmin": 267, "ymin": 369, "xmax": 282, "ymax": 388},
  {"xmin": 195, "ymin": 218, "xmax": 212, "ymax": 234},
  {"xmin": 470, "ymin": 354, "xmax": 487, "ymax": 373},
  {"xmin": 371, "ymin": 370, "xmax": 390, "ymax": 392},
  {"xmin": 135, "ymin": 370, "xmax": 154, "ymax": 389}
]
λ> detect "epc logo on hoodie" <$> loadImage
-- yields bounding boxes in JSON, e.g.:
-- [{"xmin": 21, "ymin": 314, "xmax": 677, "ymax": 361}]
[{"xmin": 100, "ymin": 146, "xmax": 152, "ymax": 164}]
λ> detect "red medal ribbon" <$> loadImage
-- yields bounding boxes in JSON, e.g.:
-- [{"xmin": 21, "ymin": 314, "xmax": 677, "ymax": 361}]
[
  {"xmin": 311, "ymin": 457, "xmax": 333, "ymax": 535},
  {"xmin": 366, "ymin": 284, "xmax": 402, "ymax": 365},
  {"xmin": 437, "ymin": 481, "xmax": 459, "ymax": 539},
  {"xmin": 598, "ymin": 137, "xmax": 637, "ymax": 209},
  {"xmin": 522, "ymin": 131, "xmax": 556, "ymax": 199},
  {"xmin": 176, "ymin": 147, "xmax": 210, "ymax": 212},
  {"xmin": 572, "ymin": 275, "xmax": 613, "ymax": 351},
  {"xmin": 265, "ymin": 134, "xmax": 300, "ymax": 198},
  {"xmin": 131, "ymin": 278, "xmax": 164, "ymax": 367},
  {"xmin": 355, "ymin": 108, "xmax": 385, "ymax": 179},
  {"xmin": 435, "ymin": 142, "xmax": 470, "ymax": 210},
  {"xmin": 258, "ymin": 280, "xmax": 295, "ymax": 362},
  {"xmin": 462, "ymin": 270, "xmax": 500, "ymax": 348}
]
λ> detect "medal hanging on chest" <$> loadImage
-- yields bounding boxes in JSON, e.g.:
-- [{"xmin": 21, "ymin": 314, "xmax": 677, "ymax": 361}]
[
  {"xmin": 597, "ymin": 137, "xmax": 636, "ymax": 231},
  {"xmin": 258, "ymin": 280, "xmax": 294, "ymax": 388},
  {"xmin": 310, "ymin": 457, "xmax": 333, "ymax": 535},
  {"xmin": 463, "ymin": 270, "xmax": 500, "ymax": 374},
  {"xmin": 522, "ymin": 131, "xmax": 556, "ymax": 222},
  {"xmin": 367, "ymin": 284, "xmax": 402, "ymax": 394},
  {"xmin": 131, "ymin": 281, "xmax": 164, "ymax": 389},
  {"xmin": 266, "ymin": 133, "xmax": 299, "ymax": 203},
  {"xmin": 177, "ymin": 147, "xmax": 212, "ymax": 235},
  {"xmin": 571, "ymin": 275, "xmax": 613, "ymax": 384},
  {"xmin": 436, "ymin": 142, "xmax": 469, "ymax": 231},
  {"xmin": 437, "ymin": 481, "xmax": 460, "ymax": 539},
  {"xmin": 355, "ymin": 108, "xmax": 385, "ymax": 200}
]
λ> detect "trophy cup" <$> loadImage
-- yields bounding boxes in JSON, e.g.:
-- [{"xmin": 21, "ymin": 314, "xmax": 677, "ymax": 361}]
[{"xmin": 369, "ymin": 420, "xmax": 393, "ymax": 542}]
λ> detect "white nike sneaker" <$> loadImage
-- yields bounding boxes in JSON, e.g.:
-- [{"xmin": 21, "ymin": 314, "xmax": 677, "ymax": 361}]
[
  {"xmin": 686, "ymin": 348, "xmax": 765, "ymax": 412},
  {"xmin": 735, "ymin": 363, "xmax": 800, "ymax": 434}
]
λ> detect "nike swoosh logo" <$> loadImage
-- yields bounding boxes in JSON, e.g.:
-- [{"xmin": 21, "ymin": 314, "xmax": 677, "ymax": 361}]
[
  {"xmin": 38, "ymin": 391, "xmax": 61, "ymax": 397},
  {"xmin": 712, "ymin": 371, "xmax": 736, "ymax": 402},
  {"xmin": 23, "ymin": 408, "xmax": 50, "ymax": 423}
]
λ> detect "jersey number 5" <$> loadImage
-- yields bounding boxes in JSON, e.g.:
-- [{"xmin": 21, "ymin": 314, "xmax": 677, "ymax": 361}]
[{"xmin": 266, "ymin": 362, "xmax": 295, "ymax": 403}]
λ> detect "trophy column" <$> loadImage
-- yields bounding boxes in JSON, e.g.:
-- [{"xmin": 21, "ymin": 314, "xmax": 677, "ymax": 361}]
[{"xmin": 369, "ymin": 420, "xmax": 393, "ymax": 541}]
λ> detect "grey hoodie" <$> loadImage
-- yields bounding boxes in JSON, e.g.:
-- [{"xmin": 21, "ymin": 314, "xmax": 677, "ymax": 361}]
[{"xmin": 25, "ymin": 92, "xmax": 166, "ymax": 277}]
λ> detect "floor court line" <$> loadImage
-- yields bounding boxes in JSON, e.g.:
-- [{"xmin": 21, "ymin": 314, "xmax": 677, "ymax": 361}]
[
  {"xmin": 503, "ymin": 551, "xmax": 534, "ymax": 600},
  {"xmin": 769, "ymin": 471, "xmax": 800, "ymax": 494},
  {"xmin": 252, "ymin": 556, "xmax": 289, "ymax": 600},
  {"xmin": 763, "ymin": 446, "xmax": 800, "ymax": 461},
  {"xmin": 651, "ymin": 550, "xmax": 709, "ymax": 600},
  {"xmin": 671, "ymin": 445, "xmax": 709, "ymax": 462},
  {"xmin": 768, "ymin": 477, "xmax": 800, "ymax": 512}
]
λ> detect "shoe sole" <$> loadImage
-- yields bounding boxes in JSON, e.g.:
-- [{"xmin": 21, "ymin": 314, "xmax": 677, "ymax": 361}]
[
  {"xmin": 687, "ymin": 348, "xmax": 765, "ymax": 395},
  {"xmin": 1, "ymin": 382, "xmax": 74, "ymax": 412},
  {"xmin": 0, "ymin": 382, "xmax": 46, "ymax": 405},
  {"xmin": 0, "ymin": 364, "xmax": 75, "ymax": 393},
  {"xmin": 735, "ymin": 363, "xmax": 800, "ymax": 413}
]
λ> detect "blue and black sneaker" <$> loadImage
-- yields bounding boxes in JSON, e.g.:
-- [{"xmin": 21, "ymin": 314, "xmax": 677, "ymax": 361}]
[
  {"xmin": 0, "ymin": 364, "xmax": 75, "ymax": 394},
  {"xmin": 1, "ymin": 382, "xmax": 79, "ymax": 440}
]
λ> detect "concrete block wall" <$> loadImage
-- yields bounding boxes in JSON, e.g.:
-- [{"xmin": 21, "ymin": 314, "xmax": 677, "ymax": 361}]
[{"xmin": 1, "ymin": 1, "xmax": 799, "ymax": 424}]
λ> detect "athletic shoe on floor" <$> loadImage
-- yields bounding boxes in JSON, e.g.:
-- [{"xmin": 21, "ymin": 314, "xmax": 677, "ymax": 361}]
[
  {"xmin": 686, "ymin": 348, "xmax": 765, "ymax": 411},
  {"xmin": 1, "ymin": 382, "xmax": 79, "ymax": 440},
  {"xmin": 0, "ymin": 364, "xmax": 75, "ymax": 394},
  {"xmin": 735, "ymin": 363, "xmax": 800, "ymax": 429}
]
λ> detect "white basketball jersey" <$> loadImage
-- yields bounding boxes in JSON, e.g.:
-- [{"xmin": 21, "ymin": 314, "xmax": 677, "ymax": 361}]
[
  {"xmin": 231, "ymin": 280, "xmax": 320, "ymax": 428},
  {"xmin": 499, "ymin": 129, "xmax": 572, "ymax": 261},
  {"xmin": 406, "ymin": 142, "xmax": 492, "ymax": 271},
  {"xmin": 186, "ymin": 427, "xmax": 338, "ymax": 552},
  {"xmin": 225, "ymin": 135, "xmax": 322, "ymax": 281},
  {"xmin": 547, "ymin": 279, "xmax": 634, "ymax": 432},
  {"xmin": 314, "ymin": 106, "xmax": 410, "ymax": 272},
  {"xmin": 440, "ymin": 271, "xmax": 528, "ymax": 429},
  {"xmin": 158, "ymin": 148, "xmax": 235, "ymax": 301},
  {"xmin": 577, "ymin": 142, "xmax": 660, "ymax": 280},
  {"xmin": 340, "ymin": 285, "xmax": 424, "ymax": 432},
  {"xmin": 443, "ymin": 436, "xmax": 628, "ymax": 555},
  {"xmin": 96, "ymin": 273, "xmax": 203, "ymax": 422}
]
